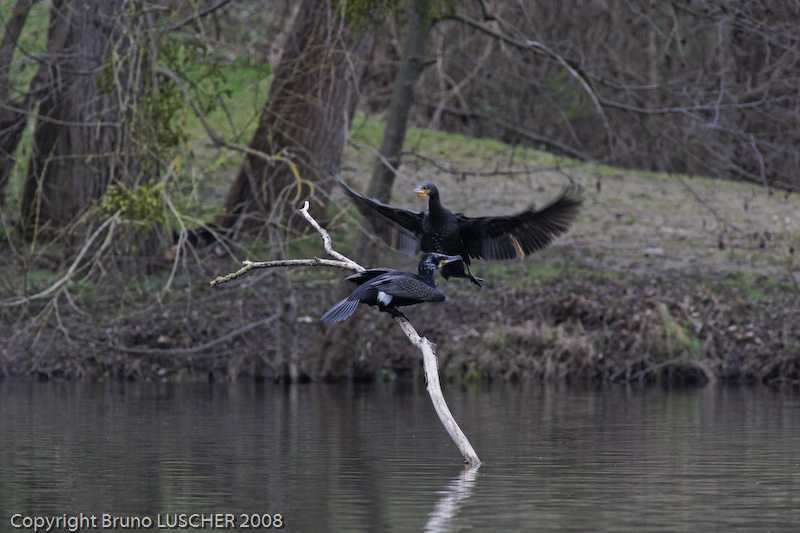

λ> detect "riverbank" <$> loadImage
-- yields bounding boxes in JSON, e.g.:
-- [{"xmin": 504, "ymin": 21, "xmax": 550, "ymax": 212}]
[
  {"xmin": 2, "ymin": 253, "xmax": 797, "ymax": 384},
  {"xmin": 2, "ymin": 128, "xmax": 799, "ymax": 384}
]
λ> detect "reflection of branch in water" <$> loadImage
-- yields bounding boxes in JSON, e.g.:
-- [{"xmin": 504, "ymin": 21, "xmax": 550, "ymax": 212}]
[{"xmin": 425, "ymin": 466, "xmax": 480, "ymax": 533}]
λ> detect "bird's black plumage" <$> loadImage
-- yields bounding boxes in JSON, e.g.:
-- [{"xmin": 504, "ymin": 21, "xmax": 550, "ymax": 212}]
[
  {"xmin": 338, "ymin": 176, "xmax": 582, "ymax": 286},
  {"xmin": 320, "ymin": 253, "xmax": 461, "ymax": 322}
]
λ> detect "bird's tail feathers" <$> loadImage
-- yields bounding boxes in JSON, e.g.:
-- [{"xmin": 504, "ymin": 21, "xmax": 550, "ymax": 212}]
[{"xmin": 320, "ymin": 297, "xmax": 360, "ymax": 322}]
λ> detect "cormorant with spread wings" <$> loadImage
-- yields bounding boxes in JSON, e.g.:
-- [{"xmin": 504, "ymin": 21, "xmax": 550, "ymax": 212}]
[{"xmin": 338, "ymin": 176, "xmax": 582, "ymax": 286}]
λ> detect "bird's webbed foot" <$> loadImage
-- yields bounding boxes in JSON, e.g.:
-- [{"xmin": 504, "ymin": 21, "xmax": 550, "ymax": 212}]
[
  {"xmin": 468, "ymin": 274, "xmax": 484, "ymax": 287},
  {"xmin": 464, "ymin": 264, "xmax": 484, "ymax": 287}
]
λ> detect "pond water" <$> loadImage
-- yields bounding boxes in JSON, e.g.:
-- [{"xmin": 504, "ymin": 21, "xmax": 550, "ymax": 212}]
[{"xmin": 1, "ymin": 380, "xmax": 798, "ymax": 532}]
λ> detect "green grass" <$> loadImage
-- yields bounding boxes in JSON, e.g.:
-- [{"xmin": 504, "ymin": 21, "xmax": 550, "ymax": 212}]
[
  {"xmin": 349, "ymin": 115, "xmax": 387, "ymax": 148},
  {"xmin": 349, "ymin": 115, "xmax": 567, "ymax": 171},
  {"xmin": 716, "ymin": 271, "xmax": 798, "ymax": 301},
  {"xmin": 0, "ymin": 2, "xmax": 50, "ymax": 92},
  {"xmin": 479, "ymin": 260, "xmax": 569, "ymax": 287},
  {"xmin": 178, "ymin": 53, "xmax": 273, "ymax": 144}
]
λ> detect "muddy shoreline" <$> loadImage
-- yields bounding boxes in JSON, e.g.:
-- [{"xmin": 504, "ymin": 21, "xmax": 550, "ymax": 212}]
[{"xmin": 2, "ymin": 252, "xmax": 797, "ymax": 385}]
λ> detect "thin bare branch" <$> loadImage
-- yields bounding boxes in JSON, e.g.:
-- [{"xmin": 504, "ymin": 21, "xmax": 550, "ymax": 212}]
[
  {"xmin": 156, "ymin": 67, "xmax": 226, "ymax": 147},
  {"xmin": 0, "ymin": 212, "xmax": 121, "ymax": 307},
  {"xmin": 347, "ymin": 137, "xmax": 406, "ymax": 181},
  {"xmin": 674, "ymin": 175, "xmax": 742, "ymax": 233},
  {"xmin": 210, "ymin": 257, "xmax": 358, "ymax": 288},
  {"xmin": 0, "ymin": 102, "xmax": 122, "ymax": 128},
  {"xmin": 298, "ymin": 201, "xmax": 364, "ymax": 272},
  {"xmin": 442, "ymin": 12, "xmax": 615, "ymax": 159},
  {"xmin": 156, "ymin": 66, "xmax": 296, "ymax": 169},
  {"xmin": 109, "ymin": 313, "xmax": 281, "ymax": 356},
  {"xmin": 160, "ymin": 0, "xmax": 236, "ymax": 34}
]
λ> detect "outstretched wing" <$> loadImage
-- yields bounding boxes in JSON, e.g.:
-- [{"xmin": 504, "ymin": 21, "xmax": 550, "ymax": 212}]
[
  {"xmin": 459, "ymin": 186, "xmax": 582, "ymax": 260},
  {"xmin": 338, "ymin": 176, "xmax": 424, "ymax": 255},
  {"xmin": 372, "ymin": 274, "xmax": 446, "ymax": 303}
]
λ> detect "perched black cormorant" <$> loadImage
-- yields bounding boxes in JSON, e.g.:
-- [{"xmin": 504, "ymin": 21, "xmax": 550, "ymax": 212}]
[
  {"xmin": 320, "ymin": 253, "xmax": 462, "ymax": 322},
  {"xmin": 338, "ymin": 176, "xmax": 582, "ymax": 286}
]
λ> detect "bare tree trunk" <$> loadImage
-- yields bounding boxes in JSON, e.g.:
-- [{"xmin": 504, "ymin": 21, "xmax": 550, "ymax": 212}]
[
  {"xmin": 216, "ymin": 0, "xmax": 374, "ymax": 233},
  {"xmin": 19, "ymin": 0, "xmax": 143, "ymax": 231},
  {"xmin": 268, "ymin": 226, "xmax": 299, "ymax": 382},
  {"xmin": 352, "ymin": 4, "xmax": 432, "ymax": 265}
]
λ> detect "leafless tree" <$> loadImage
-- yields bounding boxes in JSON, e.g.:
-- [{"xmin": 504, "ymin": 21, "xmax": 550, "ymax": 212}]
[
  {"xmin": 17, "ymin": 0, "xmax": 151, "ymax": 231},
  {"xmin": 358, "ymin": 1, "xmax": 800, "ymax": 191}
]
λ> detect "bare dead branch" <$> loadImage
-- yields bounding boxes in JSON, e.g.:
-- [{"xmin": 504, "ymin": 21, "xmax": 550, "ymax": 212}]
[
  {"xmin": 441, "ymin": 12, "xmax": 615, "ymax": 159},
  {"xmin": 395, "ymin": 317, "xmax": 481, "ymax": 467},
  {"xmin": 399, "ymin": 149, "xmax": 574, "ymax": 177},
  {"xmin": 0, "ymin": 211, "xmax": 121, "ymax": 307},
  {"xmin": 109, "ymin": 312, "xmax": 281, "ymax": 356},
  {"xmin": 209, "ymin": 200, "xmax": 481, "ymax": 466},
  {"xmin": 210, "ymin": 257, "xmax": 359, "ymax": 288},
  {"xmin": 297, "ymin": 201, "xmax": 364, "ymax": 271},
  {"xmin": 160, "ymin": 0, "xmax": 236, "ymax": 34}
]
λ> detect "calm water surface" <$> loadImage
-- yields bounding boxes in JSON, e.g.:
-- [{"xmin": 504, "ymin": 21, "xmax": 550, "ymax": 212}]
[{"xmin": 1, "ymin": 381, "xmax": 798, "ymax": 532}]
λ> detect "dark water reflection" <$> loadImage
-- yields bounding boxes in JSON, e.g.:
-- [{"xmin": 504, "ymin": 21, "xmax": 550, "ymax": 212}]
[{"xmin": 1, "ymin": 381, "xmax": 798, "ymax": 531}]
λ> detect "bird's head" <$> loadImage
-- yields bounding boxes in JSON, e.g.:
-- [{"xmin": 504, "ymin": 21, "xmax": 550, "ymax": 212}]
[
  {"xmin": 421, "ymin": 253, "xmax": 462, "ymax": 270},
  {"xmin": 413, "ymin": 183, "xmax": 437, "ymax": 198}
]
